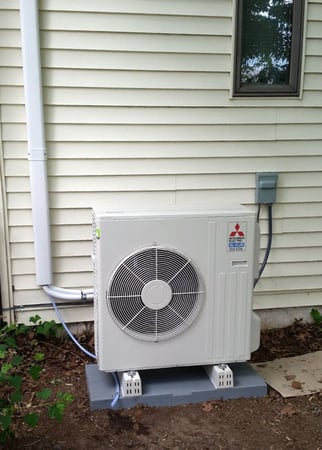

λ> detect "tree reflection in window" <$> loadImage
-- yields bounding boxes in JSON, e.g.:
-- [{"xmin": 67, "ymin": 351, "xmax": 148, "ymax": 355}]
[{"xmin": 234, "ymin": 0, "xmax": 304, "ymax": 95}]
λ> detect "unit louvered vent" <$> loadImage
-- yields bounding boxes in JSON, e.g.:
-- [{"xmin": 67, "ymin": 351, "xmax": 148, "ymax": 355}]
[{"xmin": 106, "ymin": 247, "xmax": 204, "ymax": 342}]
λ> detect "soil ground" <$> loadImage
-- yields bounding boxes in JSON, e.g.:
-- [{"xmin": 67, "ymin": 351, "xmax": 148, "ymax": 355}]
[{"xmin": 2, "ymin": 320, "xmax": 322, "ymax": 450}]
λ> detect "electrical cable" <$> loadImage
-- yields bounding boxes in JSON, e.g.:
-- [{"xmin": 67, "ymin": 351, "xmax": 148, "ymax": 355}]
[
  {"xmin": 256, "ymin": 203, "xmax": 261, "ymax": 223},
  {"xmin": 254, "ymin": 204, "xmax": 273, "ymax": 288},
  {"xmin": 2, "ymin": 300, "xmax": 93, "ymax": 312},
  {"xmin": 48, "ymin": 294, "xmax": 120, "ymax": 408}
]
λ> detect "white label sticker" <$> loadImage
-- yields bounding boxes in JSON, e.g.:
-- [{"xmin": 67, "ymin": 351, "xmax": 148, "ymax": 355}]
[{"xmin": 228, "ymin": 222, "xmax": 246, "ymax": 252}]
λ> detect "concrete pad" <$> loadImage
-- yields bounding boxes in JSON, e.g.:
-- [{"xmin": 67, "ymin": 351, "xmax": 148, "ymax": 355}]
[
  {"xmin": 252, "ymin": 351, "xmax": 322, "ymax": 398},
  {"xmin": 85, "ymin": 363, "xmax": 267, "ymax": 411}
]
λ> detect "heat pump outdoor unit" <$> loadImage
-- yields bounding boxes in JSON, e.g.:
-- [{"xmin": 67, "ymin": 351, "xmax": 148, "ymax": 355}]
[{"xmin": 93, "ymin": 206, "xmax": 260, "ymax": 373}]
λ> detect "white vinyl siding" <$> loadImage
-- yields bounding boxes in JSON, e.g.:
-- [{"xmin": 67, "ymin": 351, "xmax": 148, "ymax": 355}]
[{"xmin": 1, "ymin": 0, "xmax": 322, "ymax": 323}]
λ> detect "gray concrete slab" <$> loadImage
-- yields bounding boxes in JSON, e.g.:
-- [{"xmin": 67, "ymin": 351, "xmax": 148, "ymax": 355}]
[{"xmin": 85, "ymin": 363, "xmax": 267, "ymax": 410}]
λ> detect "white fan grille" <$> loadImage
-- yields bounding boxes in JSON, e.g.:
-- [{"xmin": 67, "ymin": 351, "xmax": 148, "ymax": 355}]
[{"xmin": 106, "ymin": 247, "xmax": 204, "ymax": 342}]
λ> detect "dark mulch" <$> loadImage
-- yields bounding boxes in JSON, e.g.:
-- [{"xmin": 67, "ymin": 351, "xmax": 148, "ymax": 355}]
[
  {"xmin": 252, "ymin": 319, "xmax": 322, "ymax": 362},
  {"xmin": 2, "ymin": 320, "xmax": 322, "ymax": 450}
]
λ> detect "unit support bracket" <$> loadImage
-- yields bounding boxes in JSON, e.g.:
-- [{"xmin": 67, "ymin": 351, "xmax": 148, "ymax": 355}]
[
  {"xmin": 118, "ymin": 370, "xmax": 142, "ymax": 397},
  {"xmin": 204, "ymin": 363, "xmax": 234, "ymax": 389}
]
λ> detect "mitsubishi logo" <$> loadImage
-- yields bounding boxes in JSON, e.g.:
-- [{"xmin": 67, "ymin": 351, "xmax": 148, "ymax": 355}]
[{"xmin": 229, "ymin": 223, "xmax": 245, "ymax": 238}]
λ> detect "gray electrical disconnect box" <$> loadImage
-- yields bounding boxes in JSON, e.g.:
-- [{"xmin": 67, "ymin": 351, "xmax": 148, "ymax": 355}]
[{"xmin": 255, "ymin": 173, "xmax": 278, "ymax": 204}]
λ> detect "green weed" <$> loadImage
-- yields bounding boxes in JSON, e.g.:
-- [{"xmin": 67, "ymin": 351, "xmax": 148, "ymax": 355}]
[
  {"xmin": 0, "ymin": 317, "xmax": 74, "ymax": 443},
  {"xmin": 311, "ymin": 308, "xmax": 322, "ymax": 326}
]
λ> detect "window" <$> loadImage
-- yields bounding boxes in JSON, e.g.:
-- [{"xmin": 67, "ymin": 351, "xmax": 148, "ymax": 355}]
[{"xmin": 234, "ymin": 0, "xmax": 304, "ymax": 96}]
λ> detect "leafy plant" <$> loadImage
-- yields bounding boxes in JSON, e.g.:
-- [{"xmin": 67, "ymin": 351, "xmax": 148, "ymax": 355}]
[
  {"xmin": 29, "ymin": 315, "xmax": 63, "ymax": 339},
  {"xmin": 0, "ymin": 317, "xmax": 73, "ymax": 443},
  {"xmin": 48, "ymin": 392, "xmax": 74, "ymax": 422},
  {"xmin": 311, "ymin": 308, "xmax": 322, "ymax": 326}
]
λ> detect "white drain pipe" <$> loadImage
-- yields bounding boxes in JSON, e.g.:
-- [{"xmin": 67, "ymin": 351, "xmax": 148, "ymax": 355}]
[{"xmin": 20, "ymin": 0, "xmax": 93, "ymax": 301}]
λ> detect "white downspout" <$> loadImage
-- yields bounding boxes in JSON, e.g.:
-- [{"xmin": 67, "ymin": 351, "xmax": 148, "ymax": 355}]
[{"xmin": 20, "ymin": 0, "xmax": 93, "ymax": 301}]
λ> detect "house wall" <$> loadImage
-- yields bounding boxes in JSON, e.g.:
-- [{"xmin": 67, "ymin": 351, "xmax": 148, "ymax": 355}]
[{"xmin": 1, "ymin": 0, "xmax": 322, "ymax": 324}]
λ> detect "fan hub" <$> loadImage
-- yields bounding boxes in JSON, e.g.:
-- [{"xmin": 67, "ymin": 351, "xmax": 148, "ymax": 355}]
[{"xmin": 141, "ymin": 280, "xmax": 172, "ymax": 311}]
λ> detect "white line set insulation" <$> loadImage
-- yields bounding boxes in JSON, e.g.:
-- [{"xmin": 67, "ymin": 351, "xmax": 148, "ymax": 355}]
[{"xmin": 20, "ymin": 0, "xmax": 94, "ymax": 302}]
